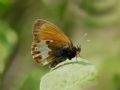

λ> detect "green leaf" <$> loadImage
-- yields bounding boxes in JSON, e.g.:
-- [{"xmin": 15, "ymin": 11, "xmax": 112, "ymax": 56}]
[{"xmin": 40, "ymin": 58, "xmax": 98, "ymax": 90}]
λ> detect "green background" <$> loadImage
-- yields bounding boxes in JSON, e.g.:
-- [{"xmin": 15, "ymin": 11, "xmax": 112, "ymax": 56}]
[{"xmin": 0, "ymin": 0, "xmax": 120, "ymax": 90}]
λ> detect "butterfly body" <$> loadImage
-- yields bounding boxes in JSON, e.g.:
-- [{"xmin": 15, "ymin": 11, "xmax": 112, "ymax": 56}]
[{"xmin": 31, "ymin": 19, "xmax": 81, "ymax": 67}]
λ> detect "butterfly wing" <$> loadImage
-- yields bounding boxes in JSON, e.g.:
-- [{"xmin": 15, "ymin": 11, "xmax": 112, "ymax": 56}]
[
  {"xmin": 32, "ymin": 19, "xmax": 71, "ymax": 44},
  {"xmin": 31, "ymin": 19, "xmax": 72, "ymax": 66},
  {"xmin": 31, "ymin": 41, "xmax": 55, "ymax": 66}
]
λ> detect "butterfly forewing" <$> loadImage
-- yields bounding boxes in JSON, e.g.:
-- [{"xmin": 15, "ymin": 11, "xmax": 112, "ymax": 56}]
[
  {"xmin": 31, "ymin": 19, "xmax": 72, "ymax": 66},
  {"xmin": 33, "ymin": 19, "xmax": 71, "ymax": 44}
]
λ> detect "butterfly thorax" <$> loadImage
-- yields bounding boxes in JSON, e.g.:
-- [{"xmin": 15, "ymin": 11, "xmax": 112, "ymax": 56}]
[{"xmin": 55, "ymin": 46, "xmax": 81, "ymax": 60}]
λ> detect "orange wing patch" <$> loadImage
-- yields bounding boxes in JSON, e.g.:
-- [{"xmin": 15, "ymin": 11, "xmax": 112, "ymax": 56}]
[{"xmin": 33, "ymin": 19, "xmax": 71, "ymax": 45}]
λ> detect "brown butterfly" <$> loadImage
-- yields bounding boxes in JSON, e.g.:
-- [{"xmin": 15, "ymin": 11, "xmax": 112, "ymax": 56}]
[{"xmin": 31, "ymin": 19, "xmax": 81, "ymax": 67}]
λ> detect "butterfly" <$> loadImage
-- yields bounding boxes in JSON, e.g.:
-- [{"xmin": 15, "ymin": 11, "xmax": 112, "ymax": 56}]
[{"xmin": 31, "ymin": 19, "xmax": 81, "ymax": 67}]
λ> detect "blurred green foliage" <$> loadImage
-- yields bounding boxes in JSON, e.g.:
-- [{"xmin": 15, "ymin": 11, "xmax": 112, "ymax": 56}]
[
  {"xmin": 0, "ymin": 20, "xmax": 17, "ymax": 76},
  {"xmin": 0, "ymin": 0, "xmax": 120, "ymax": 90},
  {"xmin": 0, "ymin": 0, "xmax": 14, "ymax": 16}
]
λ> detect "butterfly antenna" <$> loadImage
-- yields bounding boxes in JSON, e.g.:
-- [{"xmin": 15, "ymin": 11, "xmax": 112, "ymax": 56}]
[
  {"xmin": 80, "ymin": 33, "xmax": 88, "ymax": 41},
  {"xmin": 77, "ymin": 33, "xmax": 88, "ymax": 46}
]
